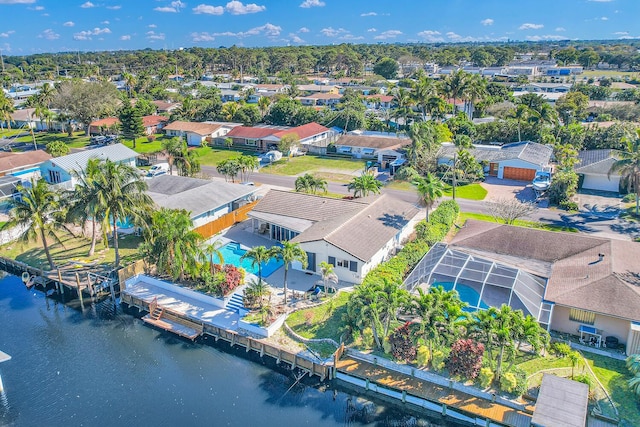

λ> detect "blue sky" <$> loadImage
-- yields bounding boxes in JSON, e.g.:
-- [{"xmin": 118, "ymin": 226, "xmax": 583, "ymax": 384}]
[{"xmin": 0, "ymin": 0, "xmax": 638, "ymax": 54}]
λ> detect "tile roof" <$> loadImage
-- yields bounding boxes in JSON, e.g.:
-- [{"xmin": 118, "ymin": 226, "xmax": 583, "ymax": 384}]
[
  {"xmin": 90, "ymin": 117, "xmax": 119, "ymax": 128},
  {"xmin": 273, "ymin": 122, "xmax": 330, "ymax": 140},
  {"xmin": 9, "ymin": 108, "xmax": 36, "ymax": 122},
  {"xmin": 336, "ymin": 134, "xmax": 411, "ymax": 150},
  {"xmin": 142, "ymin": 115, "xmax": 169, "ymax": 127},
  {"xmin": 250, "ymin": 190, "xmax": 418, "ymax": 262},
  {"xmin": 146, "ymin": 175, "xmax": 257, "ymax": 218},
  {"xmin": 0, "ymin": 150, "xmax": 51, "ymax": 173},
  {"xmin": 363, "ymin": 95, "xmax": 394, "ymax": 102},
  {"xmin": 299, "ymin": 93, "xmax": 343, "ymax": 100},
  {"xmin": 163, "ymin": 121, "xmax": 222, "ymax": 135},
  {"xmin": 152, "ymin": 100, "xmax": 181, "ymax": 111},
  {"xmin": 575, "ymin": 149, "xmax": 620, "ymax": 175},
  {"xmin": 226, "ymin": 125, "xmax": 288, "ymax": 139},
  {"xmin": 48, "ymin": 143, "xmax": 138, "ymax": 173},
  {"xmin": 451, "ymin": 220, "xmax": 640, "ymax": 321},
  {"xmin": 438, "ymin": 141, "xmax": 553, "ymax": 166}
]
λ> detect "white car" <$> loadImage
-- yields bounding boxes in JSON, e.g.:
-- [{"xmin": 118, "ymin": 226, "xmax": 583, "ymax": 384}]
[{"xmin": 146, "ymin": 163, "xmax": 169, "ymax": 178}]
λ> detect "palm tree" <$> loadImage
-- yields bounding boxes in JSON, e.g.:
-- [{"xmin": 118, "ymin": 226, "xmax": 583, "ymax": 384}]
[
  {"xmin": 568, "ymin": 351, "xmax": 581, "ymax": 379},
  {"xmin": 412, "ymin": 173, "xmax": 445, "ymax": 221},
  {"xmin": 463, "ymin": 74, "xmax": 487, "ymax": 120},
  {"xmin": 7, "ymin": 179, "xmax": 63, "ymax": 269},
  {"xmin": 393, "ymin": 87, "xmax": 414, "ymax": 131},
  {"xmin": 122, "ymin": 72, "xmax": 137, "ymax": 98},
  {"xmin": 203, "ymin": 240, "xmax": 225, "ymax": 274},
  {"xmin": 319, "ymin": 261, "xmax": 338, "ymax": 297},
  {"xmin": 269, "ymin": 241, "xmax": 307, "ymax": 304},
  {"xmin": 509, "ymin": 104, "xmax": 531, "ymax": 142},
  {"xmin": 442, "ymin": 69, "xmax": 469, "ymax": 115},
  {"xmin": 161, "ymin": 137, "xmax": 183, "ymax": 176},
  {"xmin": 94, "ymin": 160, "xmax": 152, "ymax": 267},
  {"xmin": 347, "ymin": 172, "xmax": 382, "ymax": 198},
  {"xmin": 412, "ymin": 73, "xmax": 437, "ymax": 122},
  {"xmin": 237, "ymin": 155, "xmax": 259, "ymax": 183},
  {"xmin": 67, "ymin": 158, "xmax": 104, "ymax": 256},
  {"xmin": 610, "ymin": 132, "xmax": 640, "ymax": 216},
  {"xmin": 257, "ymin": 96, "xmax": 271, "ymax": 118},
  {"xmin": 221, "ymin": 102, "xmax": 240, "ymax": 122},
  {"xmin": 240, "ymin": 245, "xmax": 271, "ymax": 284},
  {"xmin": 295, "ymin": 173, "xmax": 327, "ymax": 194},
  {"xmin": 376, "ymin": 281, "xmax": 409, "ymax": 338},
  {"xmin": 0, "ymin": 92, "xmax": 14, "ymax": 130}
]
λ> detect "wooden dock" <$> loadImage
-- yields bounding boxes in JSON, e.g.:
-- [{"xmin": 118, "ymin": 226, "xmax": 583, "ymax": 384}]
[{"xmin": 335, "ymin": 356, "xmax": 532, "ymax": 427}]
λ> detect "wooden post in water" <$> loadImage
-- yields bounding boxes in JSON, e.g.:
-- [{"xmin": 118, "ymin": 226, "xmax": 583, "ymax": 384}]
[
  {"xmin": 57, "ymin": 268, "xmax": 65, "ymax": 301},
  {"xmin": 87, "ymin": 273, "xmax": 95, "ymax": 303},
  {"xmin": 75, "ymin": 272, "xmax": 84, "ymax": 308}
]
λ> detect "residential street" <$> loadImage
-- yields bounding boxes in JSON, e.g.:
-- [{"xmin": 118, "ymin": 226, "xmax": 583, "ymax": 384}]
[{"xmin": 202, "ymin": 165, "xmax": 640, "ymax": 241}]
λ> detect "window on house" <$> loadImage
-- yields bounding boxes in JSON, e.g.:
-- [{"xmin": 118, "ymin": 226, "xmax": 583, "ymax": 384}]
[
  {"xmin": 336, "ymin": 259, "xmax": 350, "ymax": 268},
  {"xmin": 569, "ymin": 309, "xmax": 596, "ymax": 325},
  {"xmin": 245, "ymin": 139, "xmax": 257, "ymax": 146},
  {"xmin": 328, "ymin": 256, "xmax": 335, "ymax": 267},
  {"xmin": 349, "ymin": 261, "xmax": 358, "ymax": 272}
]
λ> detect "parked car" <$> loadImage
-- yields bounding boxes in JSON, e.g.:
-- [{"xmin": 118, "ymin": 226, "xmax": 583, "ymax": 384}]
[{"xmin": 146, "ymin": 163, "xmax": 169, "ymax": 178}]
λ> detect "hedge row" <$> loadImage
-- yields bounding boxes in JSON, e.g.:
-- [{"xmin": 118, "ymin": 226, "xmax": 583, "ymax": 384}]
[{"xmin": 361, "ymin": 200, "xmax": 460, "ymax": 286}]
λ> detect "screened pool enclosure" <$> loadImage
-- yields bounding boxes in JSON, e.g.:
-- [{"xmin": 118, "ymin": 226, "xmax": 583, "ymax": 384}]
[{"xmin": 404, "ymin": 243, "xmax": 553, "ymax": 329}]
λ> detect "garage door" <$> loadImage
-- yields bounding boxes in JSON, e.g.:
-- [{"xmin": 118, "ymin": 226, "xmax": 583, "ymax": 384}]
[
  {"xmin": 582, "ymin": 174, "xmax": 620, "ymax": 193},
  {"xmin": 503, "ymin": 167, "xmax": 536, "ymax": 181}
]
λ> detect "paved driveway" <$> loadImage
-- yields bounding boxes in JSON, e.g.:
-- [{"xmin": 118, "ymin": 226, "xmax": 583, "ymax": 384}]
[
  {"xmin": 481, "ymin": 176, "xmax": 536, "ymax": 202},
  {"xmin": 576, "ymin": 190, "xmax": 624, "ymax": 219}
]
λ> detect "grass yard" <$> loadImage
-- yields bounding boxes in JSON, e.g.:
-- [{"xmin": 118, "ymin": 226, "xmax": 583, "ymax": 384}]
[
  {"xmin": 195, "ymin": 147, "xmax": 256, "ymax": 166},
  {"xmin": 0, "ymin": 129, "xmax": 27, "ymax": 138},
  {"xmin": 443, "ymin": 183, "xmax": 488, "ymax": 200},
  {"xmin": 312, "ymin": 171, "xmax": 357, "ymax": 184},
  {"xmin": 581, "ymin": 70, "xmax": 640, "ymax": 79},
  {"xmin": 1, "ymin": 231, "xmax": 142, "ymax": 270},
  {"xmin": 4, "ymin": 131, "xmax": 92, "ymax": 149},
  {"xmin": 260, "ymin": 155, "xmax": 365, "ymax": 176},
  {"xmin": 285, "ymin": 291, "xmax": 350, "ymax": 343},
  {"xmin": 120, "ymin": 136, "xmax": 166, "ymax": 154},
  {"xmin": 386, "ymin": 180, "xmax": 414, "ymax": 191},
  {"xmin": 457, "ymin": 212, "xmax": 579, "ymax": 233}
]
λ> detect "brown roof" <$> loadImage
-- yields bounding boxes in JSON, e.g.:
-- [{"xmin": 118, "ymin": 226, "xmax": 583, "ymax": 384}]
[
  {"xmin": 142, "ymin": 115, "xmax": 169, "ymax": 127},
  {"xmin": 152, "ymin": 100, "xmax": 181, "ymax": 112},
  {"xmin": 0, "ymin": 150, "xmax": 52, "ymax": 173},
  {"xmin": 274, "ymin": 122, "xmax": 329, "ymax": 140},
  {"xmin": 163, "ymin": 121, "xmax": 222, "ymax": 135},
  {"xmin": 451, "ymin": 220, "xmax": 640, "ymax": 321},
  {"xmin": 336, "ymin": 134, "xmax": 411, "ymax": 150},
  {"xmin": 363, "ymin": 95, "xmax": 394, "ymax": 103},
  {"xmin": 226, "ymin": 126, "xmax": 280, "ymax": 139},
  {"xmin": 10, "ymin": 108, "xmax": 36, "ymax": 122},
  {"xmin": 301, "ymin": 93, "xmax": 343, "ymax": 100},
  {"xmin": 90, "ymin": 117, "xmax": 119, "ymax": 128}
]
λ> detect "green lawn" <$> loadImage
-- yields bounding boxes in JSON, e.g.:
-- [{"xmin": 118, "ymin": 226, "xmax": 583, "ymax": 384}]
[
  {"xmin": 285, "ymin": 291, "xmax": 350, "ymax": 343},
  {"xmin": 4, "ymin": 131, "xmax": 91, "ymax": 149},
  {"xmin": 581, "ymin": 70, "xmax": 639, "ymax": 79},
  {"xmin": 443, "ymin": 183, "xmax": 488, "ymax": 200},
  {"xmin": 195, "ymin": 147, "xmax": 256, "ymax": 166},
  {"xmin": 386, "ymin": 180, "xmax": 414, "ymax": 191},
  {"xmin": 261, "ymin": 155, "xmax": 366, "ymax": 176},
  {"xmin": 120, "ymin": 136, "xmax": 165, "ymax": 154},
  {"xmin": 0, "ymin": 129, "xmax": 27, "ymax": 138},
  {"xmin": 457, "ymin": 212, "xmax": 579, "ymax": 233},
  {"xmin": 1, "ymin": 232, "xmax": 142, "ymax": 270}
]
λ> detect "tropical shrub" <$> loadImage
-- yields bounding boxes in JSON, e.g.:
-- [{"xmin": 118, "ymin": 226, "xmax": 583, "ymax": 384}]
[
  {"xmin": 499, "ymin": 372, "xmax": 518, "ymax": 393},
  {"xmin": 431, "ymin": 349, "xmax": 448, "ymax": 371},
  {"xmin": 623, "ymin": 193, "xmax": 637, "ymax": 203},
  {"xmin": 478, "ymin": 367, "xmax": 494, "ymax": 388},
  {"xmin": 447, "ymin": 339, "xmax": 485, "ymax": 379},
  {"xmin": 361, "ymin": 327, "xmax": 375, "ymax": 348},
  {"xmin": 389, "ymin": 323, "xmax": 416, "ymax": 362},
  {"xmin": 548, "ymin": 170, "xmax": 578, "ymax": 207},
  {"xmin": 551, "ymin": 342, "xmax": 572, "ymax": 356},
  {"xmin": 574, "ymin": 374, "xmax": 593, "ymax": 390},
  {"xmin": 203, "ymin": 264, "xmax": 245, "ymax": 296},
  {"xmin": 416, "ymin": 345, "xmax": 430, "ymax": 367}
]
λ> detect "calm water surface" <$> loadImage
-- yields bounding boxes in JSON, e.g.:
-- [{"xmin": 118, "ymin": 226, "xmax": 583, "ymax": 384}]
[{"xmin": 0, "ymin": 274, "xmax": 462, "ymax": 427}]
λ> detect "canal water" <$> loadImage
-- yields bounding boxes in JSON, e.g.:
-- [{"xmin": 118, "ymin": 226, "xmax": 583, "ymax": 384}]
[{"xmin": 0, "ymin": 274, "xmax": 464, "ymax": 427}]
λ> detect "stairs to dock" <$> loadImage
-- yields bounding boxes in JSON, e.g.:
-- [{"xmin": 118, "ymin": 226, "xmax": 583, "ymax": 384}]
[
  {"xmin": 149, "ymin": 304, "xmax": 164, "ymax": 321},
  {"xmin": 226, "ymin": 292, "xmax": 245, "ymax": 312}
]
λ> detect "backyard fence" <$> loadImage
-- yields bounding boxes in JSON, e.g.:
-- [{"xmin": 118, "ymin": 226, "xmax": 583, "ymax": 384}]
[{"xmin": 193, "ymin": 201, "xmax": 258, "ymax": 239}]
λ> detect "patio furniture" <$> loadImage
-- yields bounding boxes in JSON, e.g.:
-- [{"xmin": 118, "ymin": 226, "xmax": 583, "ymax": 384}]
[
  {"xmin": 579, "ymin": 325, "xmax": 601, "ymax": 347},
  {"xmin": 605, "ymin": 336, "xmax": 619, "ymax": 348}
]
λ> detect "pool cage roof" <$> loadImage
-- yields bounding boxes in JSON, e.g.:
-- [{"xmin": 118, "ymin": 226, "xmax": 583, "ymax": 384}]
[{"xmin": 404, "ymin": 243, "xmax": 552, "ymax": 326}]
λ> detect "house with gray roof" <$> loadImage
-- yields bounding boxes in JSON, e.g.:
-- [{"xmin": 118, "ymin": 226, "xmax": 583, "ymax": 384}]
[
  {"xmin": 437, "ymin": 141, "xmax": 553, "ymax": 181},
  {"xmin": 248, "ymin": 190, "xmax": 420, "ymax": 283},
  {"xmin": 146, "ymin": 175, "xmax": 258, "ymax": 230},
  {"xmin": 39, "ymin": 143, "xmax": 138, "ymax": 190},
  {"xmin": 575, "ymin": 149, "xmax": 622, "ymax": 193},
  {"xmin": 406, "ymin": 219, "xmax": 640, "ymax": 354}
]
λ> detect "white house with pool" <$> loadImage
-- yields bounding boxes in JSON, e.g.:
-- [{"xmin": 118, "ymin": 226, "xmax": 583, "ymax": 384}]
[
  {"xmin": 404, "ymin": 220, "xmax": 640, "ymax": 354},
  {"xmin": 247, "ymin": 190, "xmax": 420, "ymax": 284}
]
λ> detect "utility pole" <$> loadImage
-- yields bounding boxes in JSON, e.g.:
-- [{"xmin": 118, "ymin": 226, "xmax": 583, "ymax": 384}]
[{"xmin": 452, "ymin": 151, "xmax": 457, "ymax": 201}]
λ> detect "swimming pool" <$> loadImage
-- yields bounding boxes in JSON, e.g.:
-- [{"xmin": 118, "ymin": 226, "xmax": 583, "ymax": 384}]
[
  {"xmin": 213, "ymin": 242, "xmax": 283, "ymax": 278},
  {"xmin": 432, "ymin": 281, "xmax": 490, "ymax": 311}
]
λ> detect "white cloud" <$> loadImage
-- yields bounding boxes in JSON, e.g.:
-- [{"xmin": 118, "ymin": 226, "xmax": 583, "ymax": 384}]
[
  {"xmin": 417, "ymin": 30, "xmax": 443, "ymax": 42},
  {"xmin": 288, "ymin": 33, "xmax": 304, "ymax": 43},
  {"xmin": 555, "ymin": 27, "xmax": 566, "ymax": 32},
  {"xmin": 63, "ymin": 21, "xmax": 75, "ymax": 27},
  {"xmin": 320, "ymin": 27, "xmax": 346, "ymax": 37},
  {"xmin": 154, "ymin": 1, "xmax": 185, "ymax": 13},
  {"xmin": 28, "ymin": 5, "xmax": 44, "ymax": 10},
  {"xmin": 225, "ymin": 1, "xmax": 265, "ymax": 14},
  {"xmin": 148, "ymin": 24, "xmax": 157, "ymax": 28},
  {"xmin": 367, "ymin": 28, "xmax": 376, "ymax": 32},
  {"xmin": 193, "ymin": 4, "xmax": 224, "ymax": 14},
  {"xmin": 361, "ymin": 12, "xmax": 376, "ymax": 17},
  {"xmin": 39, "ymin": 29, "xmax": 60, "ymax": 40},
  {"xmin": 299, "ymin": 0, "xmax": 324, "ymax": 8},
  {"xmin": 0, "ymin": 0, "xmax": 35, "ymax": 3},
  {"xmin": 298, "ymin": 27, "xmax": 309, "ymax": 33},
  {"xmin": 211, "ymin": 22, "xmax": 281, "ymax": 38},
  {"xmin": 601, "ymin": 16, "xmax": 609, "ymax": 20},
  {"xmin": 73, "ymin": 27, "xmax": 111, "ymax": 40},
  {"xmin": 614, "ymin": 31, "xmax": 628, "ymax": 35},
  {"xmin": 374, "ymin": 29, "xmax": 402, "ymax": 40},
  {"xmin": 341, "ymin": 34, "xmax": 363, "ymax": 41},
  {"xmin": 519, "ymin": 23, "xmax": 544, "ymax": 30},
  {"xmin": 146, "ymin": 30, "xmax": 165, "ymax": 41},
  {"xmin": 120, "ymin": 34, "xmax": 131, "ymax": 40},
  {"xmin": 191, "ymin": 32, "xmax": 216, "ymax": 42},
  {"xmin": 526, "ymin": 34, "xmax": 566, "ymax": 41},
  {"xmin": 101, "ymin": 20, "xmax": 110, "ymax": 24},
  {"xmin": 80, "ymin": 1, "xmax": 96, "ymax": 8},
  {"xmin": 0, "ymin": 31, "xmax": 15, "ymax": 38},
  {"xmin": 106, "ymin": 5, "xmax": 121, "ymax": 10},
  {"xmin": 481, "ymin": 18, "xmax": 493, "ymax": 26}
]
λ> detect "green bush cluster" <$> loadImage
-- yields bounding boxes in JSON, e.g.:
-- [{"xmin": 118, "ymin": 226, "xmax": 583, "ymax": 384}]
[
  {"xmin": 499, "ymin": 372, "xmax": 518, "ymax": 393},
  {"xmin": 478, "ymin": 367, "xmax": 495, "ymax": 388},
  {"xmin": 431, "ymin": 349, "xmax": 448, "ymax": 371},
  {"xmin": 574, "ymin": 374, "xmax": 593, "ymax": 389},
  {"xmin": 361, "ymin": 200, "xmax": 460, "ymax": 287},
  {"xmin": 551, "ymin": 342, "xmax": 572, "ymax": 356}
]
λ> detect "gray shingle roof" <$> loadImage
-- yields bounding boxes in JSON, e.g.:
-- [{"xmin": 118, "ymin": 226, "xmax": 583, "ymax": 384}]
[
  {"xmin": 575, "ymin": 149, "xmax": 620, "ymax": 175},
  {"xmin": 438, "ymin": 141, "xmax": 553, "ymax": 166},
  {"xmin": 451, "ymin": 220, "xmax": 640, "ymax": 321},
  {"xmin": 146, "ymin": 175, "xmax": 257, "ymax": 218},
  {"xmin": 49, "ymin": 143, "xmax": 138, "ymax": 173}
]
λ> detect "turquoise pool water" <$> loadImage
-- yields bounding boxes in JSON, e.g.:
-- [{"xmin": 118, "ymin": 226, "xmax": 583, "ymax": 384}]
[
  {"xmin": 432, "ymin": 281, "xmax": 490, "ymax": 311},
  {"xmin": 214, "ymin": 242, "xmax": 283, "ymax": 277}
]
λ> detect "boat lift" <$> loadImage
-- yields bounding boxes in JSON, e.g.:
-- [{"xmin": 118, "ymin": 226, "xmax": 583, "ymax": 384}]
[{"xmin": 0, "ymin": 350, "xmax": 11, "ymax": 392}]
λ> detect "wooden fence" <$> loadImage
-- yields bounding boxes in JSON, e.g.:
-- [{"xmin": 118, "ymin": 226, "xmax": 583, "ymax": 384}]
[
  {"xmin": 117, "ymin": 259, "xmax": 146, "ymax": 290},
  {"xmin": 193, "ymin": 201, "xmax": 258, "ymax": 239}
]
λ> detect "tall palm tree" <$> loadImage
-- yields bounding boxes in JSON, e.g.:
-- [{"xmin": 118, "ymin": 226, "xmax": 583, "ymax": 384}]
[
  {"xmin": 463, "ymin": 74, "xmax": 488, "ymax": 120},
  {"xmin": 203, "ymin": 240, "xmax": 225, "ymax": 275},
  {"xmin": 442, "ymin": 69, "xmax": 469, "ymax": 115},
  {"xmin": 221, "ymin": 102, "xmax": 240, "ymax": 122},
  {"xmin": 412, "ymin": 173, "xmax": 445, "ymax": 221},
  {"xmin": 0, "ymin": 92, "xmax": 14, "ymax": 130},
  {"xmin": 269, "ymin": 241, "xmax": 307, "ymax": 304},
  {"xmin": 257, "ymin": 96, "xmax": 271, "ymax": 118},
  {"xmin": 610, "ymin": 132, "xmax": 640, "ymax": 216},
  {"xmin": 94, "ymin": 160, "xmax": 152, "ymax": 267},
  {"xmin": 509, "ymin": 104, "xmax": 531, "ymax": 142},
  {"xmin": 319, "ymin": 261, "xmax": 338, "ymax": 297},
  {"xmin": 392, "ymin": 87, "xmax": 414, "ymax": 131},
  {"xmin": 295, "ymin": 173, "xmax": 327, "ymax": 194},
  {"xmin": 67, "ymin": 158, "xmax": 104, "ymax": 256},
  {"xmin": 240, "ymin": 245, "xmax": 272, "ymax": 284},
  {"xmin": 161, "ymin": 137, "xmax": 183, "ymax": 176},
  {"xmin": 376, "ymin": 281, "xmax": 410, "ymax": 338},
  {"xmin": 7, "ymin": 179, "xmax": 63, "ymax": 270},
  {"xmin": 347, "ymin": 172, "xmax": 382, "ymax": 198},
  {"xmin": 412, "ymin": 73, "xmax": 437, "ymax": 122}
]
